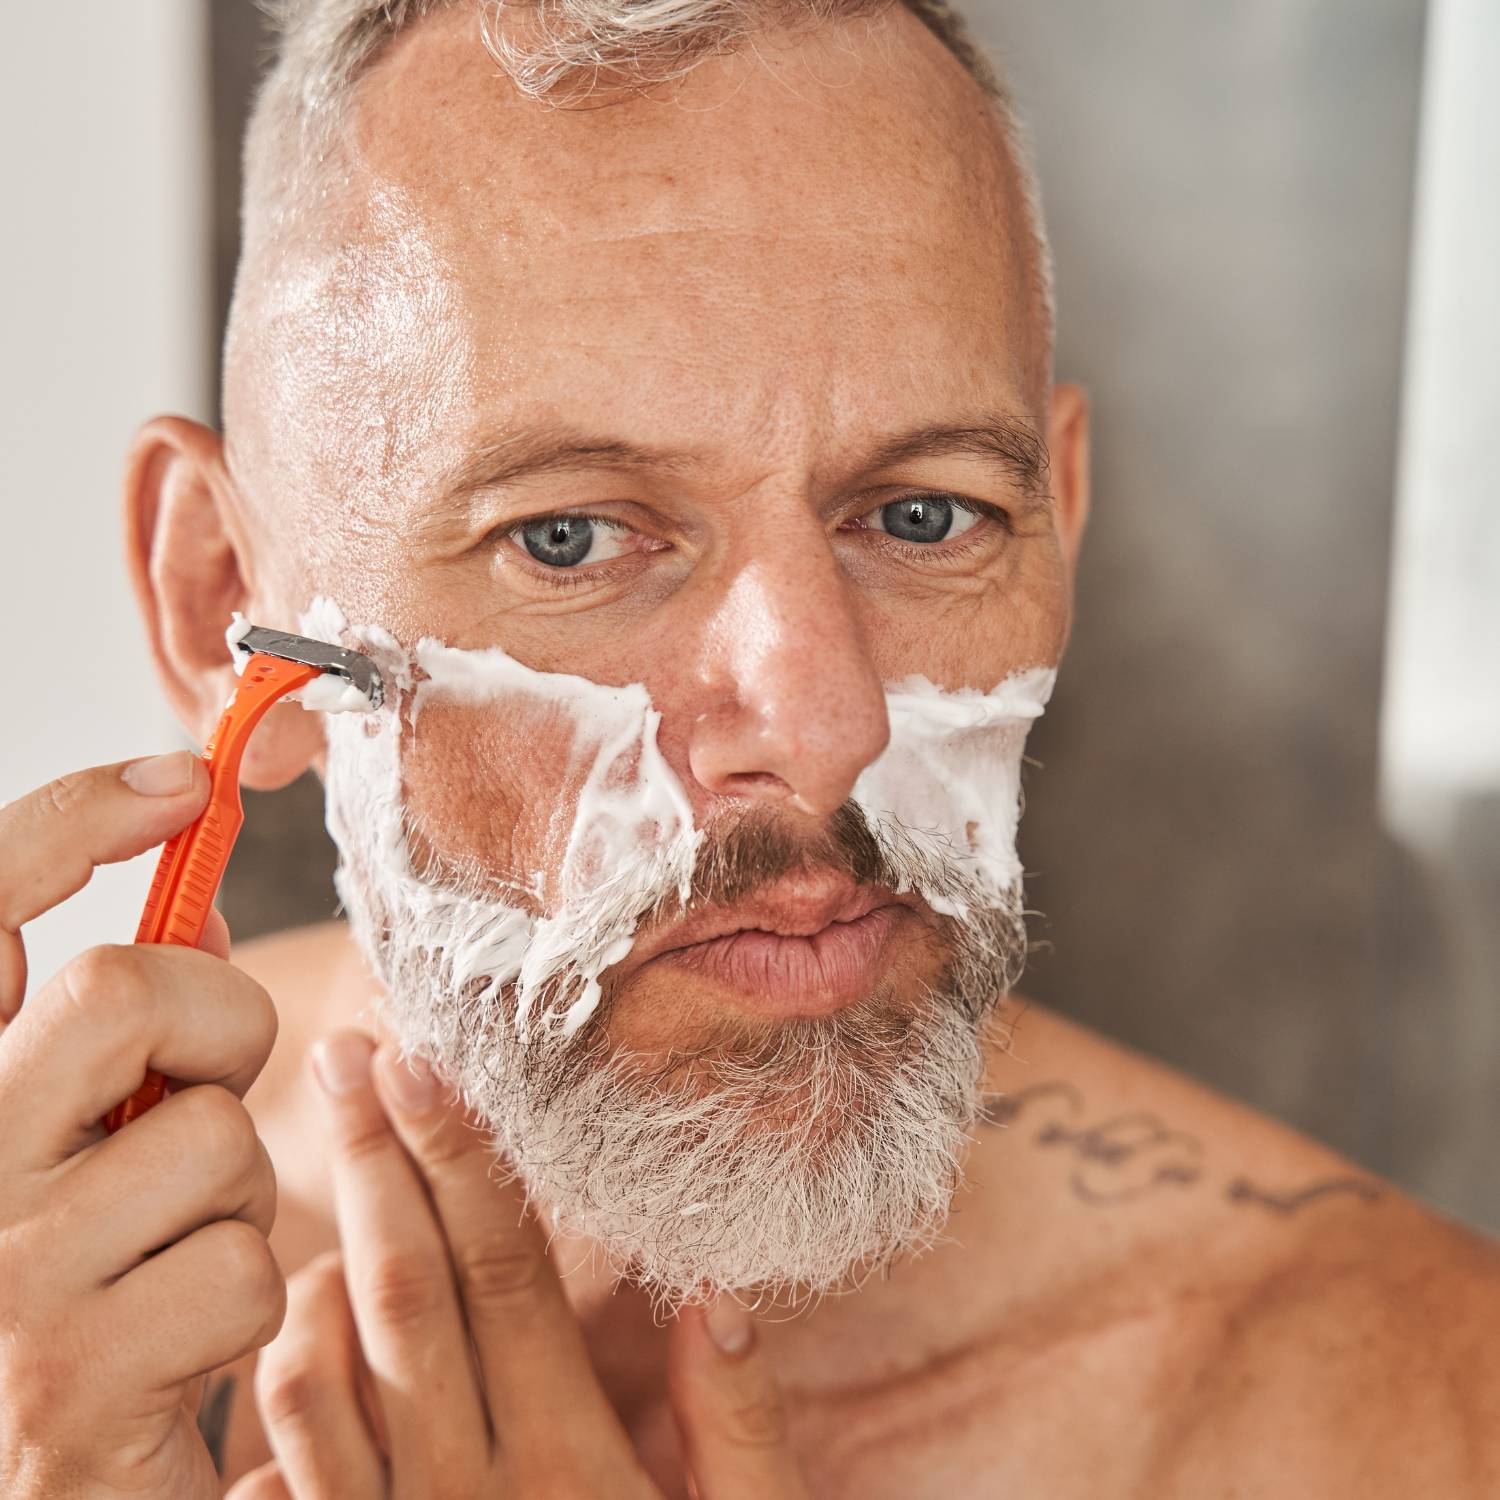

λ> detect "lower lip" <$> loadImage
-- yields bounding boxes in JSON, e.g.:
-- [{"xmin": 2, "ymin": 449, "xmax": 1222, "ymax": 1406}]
[{"xmin": 649, "ymin": 905, "xmax": 904, "ymax": 1017}]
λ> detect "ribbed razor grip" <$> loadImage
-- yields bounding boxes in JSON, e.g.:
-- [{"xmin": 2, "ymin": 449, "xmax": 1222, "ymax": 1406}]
[{"xmin": 102, "ymin": 654, "xmax": 319, "ymax": 1133}]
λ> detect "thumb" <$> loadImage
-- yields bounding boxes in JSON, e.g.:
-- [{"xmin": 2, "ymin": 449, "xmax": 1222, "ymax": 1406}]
[{"xmin": 667, "ymin": 1300, "xmax": 810, "ymax": 1500}]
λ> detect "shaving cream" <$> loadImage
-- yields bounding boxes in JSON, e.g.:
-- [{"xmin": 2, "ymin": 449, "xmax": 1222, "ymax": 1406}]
[{"xmin": 293, "ymin": 596, "xmax": 1053, "ymax": 1042}]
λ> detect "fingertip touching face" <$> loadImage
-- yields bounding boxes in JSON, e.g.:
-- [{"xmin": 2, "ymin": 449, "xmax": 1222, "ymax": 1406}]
[{"xmin": 220, "ymin": 3, "xmax": 1075, "ymax": 1299}]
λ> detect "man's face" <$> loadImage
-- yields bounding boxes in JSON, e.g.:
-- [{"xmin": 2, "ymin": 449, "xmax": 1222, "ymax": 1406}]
[{"xmin": 222, "ymin": 6, "xmax": 1084, "ymax": 1298}]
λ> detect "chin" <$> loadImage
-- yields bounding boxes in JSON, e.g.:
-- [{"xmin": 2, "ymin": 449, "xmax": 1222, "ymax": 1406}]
[
  {"xmin": 348, "ymin": 873, "xmax": 1025, "ymax": 1306},
  {"xmin": 411, "ymin": 971, "xmax": 997, "ymax": 1311}
]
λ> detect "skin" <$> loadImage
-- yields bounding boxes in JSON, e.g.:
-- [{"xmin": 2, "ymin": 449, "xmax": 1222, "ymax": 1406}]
[{"xmin": 0, "ymin": 6, "xmax": 1493, "ymax": 1498}]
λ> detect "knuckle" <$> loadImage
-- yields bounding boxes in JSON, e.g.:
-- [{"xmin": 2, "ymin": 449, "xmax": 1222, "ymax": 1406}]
[
  {"xmin": 362, "ymin": 1249, "xmax": 445, "ymax": 1328},
  {"xmin": 452, "ymin": 1237, "xmax": 545, "ymax": 1313},
  {"xmin": 38, "ymin": 769, "xmax": 89, "ymax": 821},
  {"xmin": 242, "ymin": 1137, "xmax": 279, "ymax": 1235},
  {"xmin": 720, "ymin": 1387, "xmax": 789, "ymax": 1450},
  {"xmin": 412, "ymin": 1116, "xmax": 475, "ymax": 1170},
  {"xmin": 182, "ymin": 1084, "xmax": 260, "ymax": 1171},
  {"xmin": 212, "ymin": 1218, "xmax": 284, "ymax": 1314},
  {"xmin": 244, "ymin": 974, "xmax": 279, "ymax": 1057},
  {"xmin": 58, "ymin": 943, "xmax": 146, "ymax": 1022},
  {"xmin": 336, "ymin": 1111, "xmax": 397, "ymax": 1164},
  {"xmin": 255, "ymin": 1356, "xmax": 331, "ymax": 1433}
]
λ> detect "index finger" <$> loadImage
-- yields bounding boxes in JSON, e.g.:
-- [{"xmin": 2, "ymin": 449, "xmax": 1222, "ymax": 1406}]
[
  {"xmin": 0, "ymin": 753, "xmax": 209, "ymax": 1016},
  {"xmin": 368, "ymin": 1039, "xmax": 646, "ymax": 1480}
]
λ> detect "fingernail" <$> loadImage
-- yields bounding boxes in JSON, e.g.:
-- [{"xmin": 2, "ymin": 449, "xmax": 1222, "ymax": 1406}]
[
  {"xmin": 381, "ymin": 1048, "xmax": 440, "ymax": 1112},
  {"xmin": 704, "ymin": 1299, "xmax": 754, "ymax": 1357},
  {"xmin": 312, "ymin": 1033, "xmax": 373, "ymax": 1095},
  {"xmin": 122, "ymin": 751, "xmax": 198, "ymax": 797}
]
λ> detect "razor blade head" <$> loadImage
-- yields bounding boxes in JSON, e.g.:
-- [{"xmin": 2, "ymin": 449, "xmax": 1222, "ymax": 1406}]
[{"xmin": 235, "ymin": 625, "xmax": 384, "ymax": 711}]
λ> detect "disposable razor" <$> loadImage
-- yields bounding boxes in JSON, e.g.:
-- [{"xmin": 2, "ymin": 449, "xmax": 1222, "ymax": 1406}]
[{"xmin": 101, "ymin": 625, "xmax": 384, "ymax": 1133}]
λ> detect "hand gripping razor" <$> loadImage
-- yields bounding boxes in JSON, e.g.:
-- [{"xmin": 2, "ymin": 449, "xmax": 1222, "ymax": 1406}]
[{"xmin": 101, "ymin": 625, "xmax": 383, "ymax": 1134}]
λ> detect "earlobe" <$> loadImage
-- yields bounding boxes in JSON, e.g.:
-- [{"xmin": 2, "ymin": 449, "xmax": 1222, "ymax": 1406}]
[
  {"xmin": 123, "ymin": 415, "xmax": 323, "ymax": 791},
  {"xmin": 1047, "ymin": 382, "xmax": 1092, "ymax": 576}
]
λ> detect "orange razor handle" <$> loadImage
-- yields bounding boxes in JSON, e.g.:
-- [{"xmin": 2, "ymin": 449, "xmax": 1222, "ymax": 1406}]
[{"xmin": 101, "ymin": 654, "xmax": 318, "ymax": 1134}]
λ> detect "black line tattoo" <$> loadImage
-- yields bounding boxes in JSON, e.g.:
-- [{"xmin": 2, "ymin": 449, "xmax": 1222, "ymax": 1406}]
[
  {"xmin": 981, "ymin": 1083, "xmax": 1383, "ymax": 1215},
  {"xmin": 197, "ymin": 1373, "xmax": 237, "ymax": 1477},
  {"xmin": 978, "ymin": 1081, "xmax": 1085, "ymax": 1127},
  {"xmin": 980, "ymin": 1084, "xmax": 1204, "ymax": 1204},
  {"xmin": 1224, "ymin": 1176, "xmax": 1384, "ymax": 1215}
]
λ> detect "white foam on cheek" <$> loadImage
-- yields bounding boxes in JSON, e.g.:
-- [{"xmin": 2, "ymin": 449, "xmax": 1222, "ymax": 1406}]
[
  {"xmin": 306, "ymin": 598, "xmax": 701, "ymax": 1040},
  {"xmin": 304, "ymin": 593, "xmax": 1054, "ymax": 1043},
  {"xmin": 852, "ymin": 670, "xmax": 1055, "ymax": 920},
  {"xmin": 413, "ymin": 638, "xmax": 702, "ymax": 1035}
]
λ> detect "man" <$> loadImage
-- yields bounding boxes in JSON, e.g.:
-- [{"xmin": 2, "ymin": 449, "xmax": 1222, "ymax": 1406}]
[{"xmin": 0, "ymin": 1, "xmax": 1495, "ymax": 1496}]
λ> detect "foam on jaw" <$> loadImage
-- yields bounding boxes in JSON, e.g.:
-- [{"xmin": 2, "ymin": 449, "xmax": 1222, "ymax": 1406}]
[{"xmin": 295, "ymin": 595, "xmax": 1054, "ymax": 1042}]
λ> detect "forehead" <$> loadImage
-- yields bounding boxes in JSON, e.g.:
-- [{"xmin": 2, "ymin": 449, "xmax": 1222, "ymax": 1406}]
[
  {"xmin": 254, "ymin": 6, "xmax": 1041, "ymax": 514},
  {"xmin": 393, "ymin": 18, "xmax": 1026, "ymax": 334}
]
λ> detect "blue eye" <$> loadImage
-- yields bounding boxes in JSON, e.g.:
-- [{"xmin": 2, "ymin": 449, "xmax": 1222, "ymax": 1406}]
[
  {"xmin": 519, "ymin": 516, "xmax": 594, "ymax": 566},
  {"xmin": 514, "ymin": 515, "xmax": 631, "ymax": 568},
  {"xmin": 865, "ymin": 494, "xmax": 983, "ymax": 544}
]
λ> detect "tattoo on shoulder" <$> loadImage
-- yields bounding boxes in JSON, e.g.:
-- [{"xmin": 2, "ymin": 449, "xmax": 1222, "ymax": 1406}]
[
  {"xmin": 197, "ymin": 1374, "xmax": 237, "ymax": 1477},
  {"xmin": 979, "ymin": 1083, "xmax": 1384, "ymax": 1216},
  {"xmin": 1223, "ymin": 1175, "xmax": 1384, "ymax": 1214}
]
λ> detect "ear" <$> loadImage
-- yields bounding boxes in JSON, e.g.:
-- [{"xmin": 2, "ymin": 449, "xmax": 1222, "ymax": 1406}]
[
  {"xmin": 123, "ymin": 415, "xmax": 324, "ymax": 791},
  {"xmin": 1046, "ymin": 381, "xmax": 1091, "ymax": 579}
]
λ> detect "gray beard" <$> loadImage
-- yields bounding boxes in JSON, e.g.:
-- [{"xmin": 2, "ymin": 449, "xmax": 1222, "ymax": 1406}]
[{"xmin": 350, "ymin": 870, "xmax": 1025, "ymax": 1311}]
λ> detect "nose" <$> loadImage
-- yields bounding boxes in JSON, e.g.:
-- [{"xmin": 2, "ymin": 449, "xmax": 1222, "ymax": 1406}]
[{"xmin": 684, "ymin": 544, "xmax": 891, "ymax": 818}]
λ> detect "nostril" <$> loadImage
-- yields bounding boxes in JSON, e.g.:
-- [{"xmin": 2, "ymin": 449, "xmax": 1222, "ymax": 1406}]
[{"xmin": 722, "ymin": 770, "xmax": 792, "ymax": 800}]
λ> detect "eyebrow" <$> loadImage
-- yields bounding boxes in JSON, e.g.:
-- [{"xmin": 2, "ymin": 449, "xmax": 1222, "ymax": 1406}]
[
  {"xmin": 429, "ymin": 412, "xmax": 1051, "ymax": 524},
  {"xmin": 436, "ymin": 429, "xmax": 703, "ymax": 502},
  {"xmin": 862, "ymin": 419, "xmax": 1050, "ymax": 498}
]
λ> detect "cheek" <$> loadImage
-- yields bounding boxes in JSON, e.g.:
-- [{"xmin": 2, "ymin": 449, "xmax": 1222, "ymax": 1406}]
[
  {"xmin": 1003, "ymin": 548, "xmax": 1073, "ymax": 664},
  {"xmin": 397, "ymin": 698, "xmax": 591, "ymax": 906},
  {"xmin": 866, "ymin": 545, "xmax": 1071, "ymax": 687}
]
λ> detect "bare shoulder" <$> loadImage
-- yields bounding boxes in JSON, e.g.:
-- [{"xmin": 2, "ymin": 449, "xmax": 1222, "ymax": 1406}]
[
  {"xmin": 231, "ymin": 918, "xmax": 354, "ymax": 1236},
  {"xmin": 231, "ymin": 918, "xmax": 356, "ymax": 1014},
  {"xmin": 988, "ymin": 1005, "xmax": 1500, "ymax": 1495},
  {"xmin": 233, "ymin": 919, "xmax": 364, "ymax": 1104},
  {"xmin": 1159, "ymin": 1200, "xmax": 1500, "ymax": 1496}
]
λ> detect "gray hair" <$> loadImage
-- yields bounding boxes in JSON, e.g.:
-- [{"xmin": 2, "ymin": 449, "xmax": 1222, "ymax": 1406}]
[{"xmin": 242, "ymin": 0, "xmax": 1053, "ymax": 361}]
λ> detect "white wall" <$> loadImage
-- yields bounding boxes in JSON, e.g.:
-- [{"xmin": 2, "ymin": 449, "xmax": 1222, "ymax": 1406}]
[
  {"xmin": 0, "ymin": 6, "xmax": 210, "ymax": 994},
  {"xmin": 1377, "ymin": 0, "xmax": 1500, "ymax": 1225},
  {"xmin": 1381, "ymin": 0, "xmax": 1500, "ymax": 835}
]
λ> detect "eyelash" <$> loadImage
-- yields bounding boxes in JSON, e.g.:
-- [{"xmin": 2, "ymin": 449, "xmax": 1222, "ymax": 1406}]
[{"xmin": 498, "ymin": 493, "xmax": 1014, "ymax": 591}]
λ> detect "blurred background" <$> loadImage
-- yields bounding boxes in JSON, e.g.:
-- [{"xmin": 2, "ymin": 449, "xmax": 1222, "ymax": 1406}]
[{"xmin": 1, "ymin": 1, "xmax": 1495, "ymax": 1229}]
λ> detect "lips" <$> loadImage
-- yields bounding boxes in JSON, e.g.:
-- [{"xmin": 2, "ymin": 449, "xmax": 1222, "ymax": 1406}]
[{"xmin": 633, "ymin": 871, "xmax": 918, "ymax": 1017}]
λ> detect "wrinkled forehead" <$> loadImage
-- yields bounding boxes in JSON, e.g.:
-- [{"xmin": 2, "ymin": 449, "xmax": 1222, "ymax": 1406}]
[{"xmin": 229, "ymin": 5, "xmax": 1042, "ymax": 536}]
